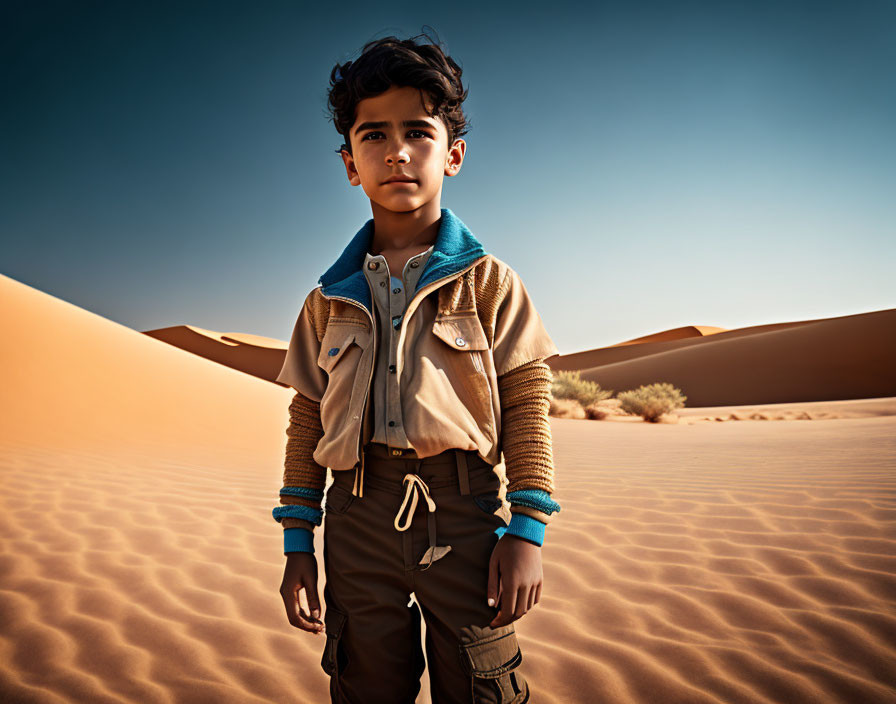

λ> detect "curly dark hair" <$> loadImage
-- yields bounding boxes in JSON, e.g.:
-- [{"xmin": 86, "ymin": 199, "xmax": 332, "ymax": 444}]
[{"xmin": 326, "ymin": 28, "xmax": 470, "ymax": 156}]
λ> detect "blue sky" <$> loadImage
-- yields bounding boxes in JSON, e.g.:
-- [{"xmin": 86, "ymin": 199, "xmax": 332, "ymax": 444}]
[{"xmin": 2, "ymin": 0, "xmax": 894, "ymax": 353}]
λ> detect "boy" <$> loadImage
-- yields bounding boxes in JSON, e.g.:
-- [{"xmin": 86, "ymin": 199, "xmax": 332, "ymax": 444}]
[{"xmin": 273, "ymin": 32, "xmax": 560, "ymax": 704}]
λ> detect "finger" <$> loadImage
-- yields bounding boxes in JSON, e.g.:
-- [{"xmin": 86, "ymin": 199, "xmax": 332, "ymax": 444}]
[
  {"xmin": 285, "ymin": 583, "xmax": 309, "ymax": 628},
  {"xmin": 301, "ymin": 580, "xmax": 325, "ymax": 633},
  {"xmin": 305, "ymin": 577, "xmax": 322, "ymax": 625},
  {"xmin": 514, "ymin": 585, "xmax": 528, "ymax": 620},
  {"xmin": 489, "ymin": 577, "xmax": 508, "ymax": 628},
  {"xmin": 493, "ymin": 579, "xmax": 518, "ymax": 628},
  {"xmin": 489, "ymin": 585, "xmax": 504, "ymax": 628},
  {"xmin": 489, "ymin": 602, "xmax": 505, "ymax": 628},
  {"xmin": 534, "ymin": 582, "xmax": 542, "ymax": 605},
  {"xmin": 506, "ymin": 582, "xmax": 519, "ymax": 619},
  {"xmin": 290, "ymin": 586, "xmax": 322, "ymax": 633},
  {"xmin": 527, "ymin": 585, "xmax": 535, "ymax": 612},
  {"xmin": 487, "ymin": 550, "xmax": 499, "ymax": 608},
  {"xmin": 281, "ymin": 582, "xmax": 300, "ymax": 624}
]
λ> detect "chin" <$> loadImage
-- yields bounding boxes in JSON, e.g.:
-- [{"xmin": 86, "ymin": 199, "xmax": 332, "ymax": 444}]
[{"xmin": 379, "ymin": 195, "xmax": 424, "ymax": 210}]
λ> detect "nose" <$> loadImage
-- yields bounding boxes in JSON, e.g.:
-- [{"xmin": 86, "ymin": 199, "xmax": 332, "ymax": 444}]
[{"xmin": 386, "ymin": 139, "xmax": 410, "ymax": 165}]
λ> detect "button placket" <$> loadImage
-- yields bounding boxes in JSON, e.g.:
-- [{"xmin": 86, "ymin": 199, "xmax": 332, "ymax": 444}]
[
  {"xmin": 361, "ymin": 245, "xmax": 435, "ymax": 450},
  {"xmin": 384, "ymin": 266, "xmax": 405, "ymax": 446}
]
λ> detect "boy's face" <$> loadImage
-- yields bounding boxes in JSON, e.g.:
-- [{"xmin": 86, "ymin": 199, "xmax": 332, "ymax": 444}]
[{"xmin": 341, "ymin": 84, "xmax": 465, "ymax": 214}]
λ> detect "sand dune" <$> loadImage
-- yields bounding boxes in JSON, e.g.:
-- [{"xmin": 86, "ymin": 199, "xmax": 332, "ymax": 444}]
[
  {"xmin": 144, "ymin": 305, "xmax": 896, "ymax": 411},
  {"xmin": 549, "ymin": 308, "xmax": 896, "ymax": 407},
  {"xmin": 611, "ymin": 324, "xmax": 730, "ymax": 347},
  {"xmin": 143, "ymin": 324, "xmax": 288, "ymax": 384},
  {"xmin": 0, "ymin": 275, "xmax": 287, "ymax": 466},
  {"xmin": 2, "ymin": 272, "xmax": 895, "ymax": 703}
]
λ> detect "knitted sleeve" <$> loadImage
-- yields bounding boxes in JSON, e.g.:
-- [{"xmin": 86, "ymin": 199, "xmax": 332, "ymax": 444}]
[
  {"xmin": 271, "ymin": 391, "xmax": 328, "ymax": 554},
  {"xmin": 497, "ymin": 357, "xmax": 561, "ymax": 547}
]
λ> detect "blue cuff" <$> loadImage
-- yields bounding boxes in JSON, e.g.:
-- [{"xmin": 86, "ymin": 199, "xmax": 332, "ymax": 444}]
[
  {"xmin": 280, "ymin": 486, "xmax": 325, "ymax": 501},
  {"xmin": 284, "ymin": 527, "xmax": 315, "ymax": 554},
  {"xmin": 502, "ymin": 512, "xmax": 546, "ymax": 547},
  {"xmin": 272, "ymin": 504, "xmax": 324, "ymax": 525},
  {"xmin": 505, "ymin": 489, "xmax": 561, "ymax": 515}
]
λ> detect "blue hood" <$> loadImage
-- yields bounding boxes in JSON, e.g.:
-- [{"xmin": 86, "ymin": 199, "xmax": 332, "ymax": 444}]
[{"xmin": 318, "ymin": 207, "xmax": 490, "ymax": 314}]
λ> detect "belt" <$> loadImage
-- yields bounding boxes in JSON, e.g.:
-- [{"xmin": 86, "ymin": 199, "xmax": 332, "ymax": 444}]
[
  {"xmin": 355, "ymin": 444, "xmax": 418, "ymax": 497},
  {"xmin": 365, "ymin": 442, "xmax": 419, "ymax": 459},
  {"xmin": 393, "ymin": 468, "xmax": 452, "ymax": 569}
]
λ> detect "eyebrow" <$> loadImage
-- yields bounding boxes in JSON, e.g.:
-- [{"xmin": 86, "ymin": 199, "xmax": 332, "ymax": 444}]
[{"xmin": 353, "ymin": 119, "xmax": 438, "ymax": 136}]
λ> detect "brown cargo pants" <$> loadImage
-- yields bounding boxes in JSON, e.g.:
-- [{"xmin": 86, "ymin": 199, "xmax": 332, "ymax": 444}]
[{"xmin": 320, "ymin": 442, "xmax": 530, "ymax": 704}]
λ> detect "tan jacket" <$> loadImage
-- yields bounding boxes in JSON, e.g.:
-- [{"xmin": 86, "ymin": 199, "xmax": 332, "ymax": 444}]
[{"xmin": 276, "ymin": 208, "xmax": 559, "ymax": 499}]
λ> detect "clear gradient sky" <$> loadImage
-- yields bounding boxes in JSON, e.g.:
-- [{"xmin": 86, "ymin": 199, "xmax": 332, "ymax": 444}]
[{"xmin": 2, "ymin": 0, "xmax": 894, "ymax": 354}]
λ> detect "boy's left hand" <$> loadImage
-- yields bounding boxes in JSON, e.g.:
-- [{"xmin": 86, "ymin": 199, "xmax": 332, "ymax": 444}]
[{"xmin": 487, "ymin": 535, "xmax": 543, "ymax": 628}]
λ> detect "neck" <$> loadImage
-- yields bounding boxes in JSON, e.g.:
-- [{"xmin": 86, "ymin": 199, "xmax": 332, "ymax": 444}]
[{"xmin": 368, "ymin": 201, "xmax": 442, "ymax": 254}]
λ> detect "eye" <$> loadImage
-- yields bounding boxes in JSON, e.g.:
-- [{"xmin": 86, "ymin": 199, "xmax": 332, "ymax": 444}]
[
  {"xmin": 408, "ymin": 129, "xmax": 431, "ymax": 138},
  {"xmin": 360, "ymin": 131, "xmax": 383, "ymax": 141}
]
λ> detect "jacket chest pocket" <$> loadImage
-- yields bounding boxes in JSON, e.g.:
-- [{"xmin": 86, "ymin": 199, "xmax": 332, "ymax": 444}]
[
  {"xmin": 431, "ymin": 315, "xmax": 489, "ymax": 353},
  {"xmin": 432, "ymin": 315, "xmax": 490, "ymax": 372},
  {"xmin": 316, "ymin": 325, "xmax": 371, "ymax": 441},
  {"xmin": 317, "ymin": 326, "xmax": 368, "ymax": 373},
  {"xmin": 431, "ymin": 315, "xmax": 494, "ymax": 424}
]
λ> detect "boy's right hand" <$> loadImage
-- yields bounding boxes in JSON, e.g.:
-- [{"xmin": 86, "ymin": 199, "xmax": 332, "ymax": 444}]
[{"xmin": 280, "ymin": 552, "xmax": 325, "ymax": 635}]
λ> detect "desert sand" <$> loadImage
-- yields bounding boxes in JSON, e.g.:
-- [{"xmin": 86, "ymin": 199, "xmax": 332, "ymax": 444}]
[{"xmin": 2, "ymin": 272, "xmax": 895, "ymax": 703}]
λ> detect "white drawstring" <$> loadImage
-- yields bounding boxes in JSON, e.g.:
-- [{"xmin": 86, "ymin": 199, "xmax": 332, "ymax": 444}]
[{"xmin": 394, "ymin": 473, "xmax": 436, "ymax": 531}]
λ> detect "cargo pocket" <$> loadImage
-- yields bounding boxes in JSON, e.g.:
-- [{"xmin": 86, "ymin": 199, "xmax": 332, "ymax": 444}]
[
  {"xmin": 320, "ymin": 606, "xmax": 348, "ymax": 677},
  {"xmin": 459, "ymin": 625, "xmax": 529, "ymax": 703}
]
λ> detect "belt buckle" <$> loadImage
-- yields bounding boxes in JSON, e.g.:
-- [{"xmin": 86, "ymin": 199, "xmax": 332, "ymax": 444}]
[{"xmin": 390, "ymin": 447, "xmax": 404, "ymax": 456}]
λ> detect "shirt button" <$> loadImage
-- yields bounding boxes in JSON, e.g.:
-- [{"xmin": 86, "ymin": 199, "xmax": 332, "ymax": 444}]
[
  {"xmin": 455, "ymin": 337, "xmax": 466, "ymax": 346},
  {"xmin": 393, "ymin": 287, "xmax": 401, "ymax": 293},
  {"xmin": 367, "ymin": 261, "xmax": 379, "ymax": 270},
  {"xmin": 388, "ymin": 364, "xmax": 396, "ymax": 373},
  {"xmin": 410, "ymin": 261, "xmax": 419, "ymax": 268},
  {"xmin": 328, "ymin": 347, "xmax": 340, "ymax": 356},
  {"xmin": 388, "ymin": 420, "xmax": 396, "ymax": 427},
  {"xmin": 379, "ymin": 281, "xmax": 386, "ymax": 287}
]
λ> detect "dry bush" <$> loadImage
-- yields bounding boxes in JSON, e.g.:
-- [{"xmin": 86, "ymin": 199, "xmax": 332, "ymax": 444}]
[
  {"xmin": 583, "ymin": 403, "xmax": 608, "ymax": 420},
  {"xmin": 551, "ymin": 370, "xmax": 613, "ymax": 407},
  {"xmin": 617, "ymin": 382, "xmax": 687, "ymax": 422},
  {"xmin": 548, "ymin": 397, "xmax": 586, "ymax": 419}
]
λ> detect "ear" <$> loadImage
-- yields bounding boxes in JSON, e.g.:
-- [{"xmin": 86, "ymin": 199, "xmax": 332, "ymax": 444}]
[
  {"xmin": 445, "ymin": 138, "xmax": 466, "ymax": 177},
  {"xmin": 341, "ymin": 148, "xmax": 361, "ymax": 186}
]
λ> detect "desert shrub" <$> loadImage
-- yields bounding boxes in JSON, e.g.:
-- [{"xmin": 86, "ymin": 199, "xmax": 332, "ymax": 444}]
[
  {"xmin": 549, "ymin": 397, "xmax": 586, "ymax": 419},
  {"xmin": 551, "ymin": 370, "xmax": 613, "ymax": 407},
  {"xmin": 583, "ymin": 403, "xmax": 608, "ymax": 420},
  {"xmin": 617, "ymin": 382, "xmax": 687, "ymax": 422}
]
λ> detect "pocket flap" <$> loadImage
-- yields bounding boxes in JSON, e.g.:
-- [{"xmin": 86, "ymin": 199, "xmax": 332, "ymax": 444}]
[
  {"xmin": 317, "ymin": 329, "xmax": 357, "ymax": 372},
  {"xmin": 432, "ymin": 315, "xmax": 489, "ymax": 351},
  {"xmin": 460, "ymin": 627, "xmax": 523, "ymax": 678},
  {"xmin": 320, "ymin": 606, "xmax": 348, "ymax": 676},
  {"xmin": 324, "ymin": 606, "xmax": 347, "ymax": 638}
]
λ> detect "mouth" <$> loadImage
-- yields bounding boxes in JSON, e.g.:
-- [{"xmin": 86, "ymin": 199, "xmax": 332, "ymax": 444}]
[{"xmin": 383, "ymin": 176, "xmax": 418, "ymax": 185}]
